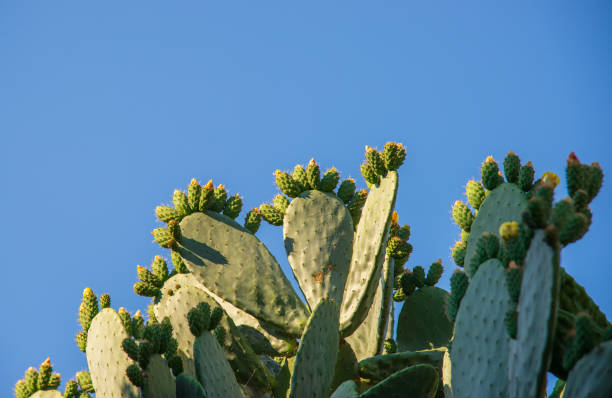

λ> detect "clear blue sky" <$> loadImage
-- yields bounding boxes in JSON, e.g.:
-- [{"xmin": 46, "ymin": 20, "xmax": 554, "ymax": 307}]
[{"xmin": 2, "ymin": 1, "xmax": 611, "ymax": 395}]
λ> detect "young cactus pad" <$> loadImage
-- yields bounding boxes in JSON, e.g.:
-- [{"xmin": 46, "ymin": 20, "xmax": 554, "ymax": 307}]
[
  {"xmin": 283, "ymin": 190, "xmax": 354, "ymax": 309},
  {"xmin": 176, "ymin": 211, "xmax": 310, "ymax": 336},
  {"xmin": 193, "ymin": 331, "xmax": 243, "ymax": 398},
  {"xmin": 85, "ymin": 308, "xmax": 139, "ymax": 398},
  {"xmin": 142, "ymin": 355, "xmax": 176, "ymax": 398},
  {"xmin": 563, "ymin": 339, "xmax": 612, "ymax": 397},
  {"xmin": 508, "ymin": 230, "xmax": 560, "ymax": 398},
  {"xmin": 340, "ymin": 171, "xmax": 398, "ymax": 337},
  {"xmin": 451, "ymin": 258, "xmax": 511, "ymax": 398}
]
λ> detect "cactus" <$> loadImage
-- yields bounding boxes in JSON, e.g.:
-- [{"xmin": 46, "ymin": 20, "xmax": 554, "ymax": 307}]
[{"xmin": 15, "ymin": 144, "xmax": 612, "ymax": 398}]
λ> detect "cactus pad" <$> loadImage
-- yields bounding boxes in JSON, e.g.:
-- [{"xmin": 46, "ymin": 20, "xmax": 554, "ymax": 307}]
[
  {"xmin": 175, "ymin": 373, "xmax": 206, "ymax": 398},
  {"xmin": 358, "ymin": 348, "xmax": 445, "ymax": 383},
  {"xmin": 340, "ymin": 171, "xmax": 398, "ymax": 337},
  {"xmin": 464, "ymin": 183, "xmax": 527, "ymax": 276},
  {"xmin": 85, "ymin": 308, "xmax": 139, "ymax": 398},
  {"xmin": 283, "ymin": 190, "xmax": 354, "ymax": 308},
  {"xmin": 451, "ymin": 258, "xmax": 511, "ymax": 398},
  {"xmin": 564, "ymin": 340, "xmax": 612, "ymax": 398},
  {"xmin": 143, "ymin": 355, "xmax": 176, "ymax": 398},
  {"xmin": 289, "ymin": 299, "xmax": 340, "ymax": 398},
  {"xmin": 177, "ymin": 211, "xmax": 310, "ymax": 336},
  {"xmin": 360, "ymin": 364, "xmax": 439, "ymax": 398},
  {"xmin": 330, "ymin": 380, "xmax": 359, "ymax": 398},
  {"xmin": 508, "ymin": 230, "xmax": 560, "ymax": 398},
  {"xmin": 396, "ymin": 287, "xmax": 452, "ymax": 351},
  {"xmin": 193, "ymin": 332, "xmax": 243, "ymax": 398}
]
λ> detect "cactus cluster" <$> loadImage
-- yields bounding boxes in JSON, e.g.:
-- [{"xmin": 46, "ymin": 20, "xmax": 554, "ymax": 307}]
[{"xmin": 15, "ymin": 144, "xmax": 611, "ymax": 398}]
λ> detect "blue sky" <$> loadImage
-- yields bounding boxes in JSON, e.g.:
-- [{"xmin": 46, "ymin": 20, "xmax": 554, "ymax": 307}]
[{"xmin": 2, "ymin": 1, "xmax": 611, "ymax": 395}]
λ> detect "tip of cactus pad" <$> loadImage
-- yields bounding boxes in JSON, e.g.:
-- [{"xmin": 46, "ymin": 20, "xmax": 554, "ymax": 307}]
[
  {"xmin": 542, "ymin": 171, "xmax": 560, "ymax": 187},
  {"xmin": 485, "ymin": 155, "xmax": 495, "ymax": 163}
]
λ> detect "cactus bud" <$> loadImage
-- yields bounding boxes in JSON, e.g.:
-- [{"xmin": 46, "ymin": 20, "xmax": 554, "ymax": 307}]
[
  {"xmin": 137, "ymin": 265, "xmax": 162, "ymax": 288},
  {"xmin": 132, "ymin": 310, "xmax": 145, "ymax": 339},
  {"xmin": 400, "ymin": 272, "xmax": 417, "ymax": 296},
  {"xmin": 167, "ymin": 355, "xmax": 183, "ymax": 377},
  {"xmin": 465, "ymin": 180, "xmax": 486, "ymax": 210},
  {"xmin": 223, "ymin": 193, "xmax": 243, "ymax": 219},
  {"xmin": 470, "ymin": 232, "xmax": 500, "ymax": 276},
  {"xmin": 481, "ymin": 156, "xmax": 503, "ymax": 190},
  {"xmin": 559, "ymin": 212, "xmax": 588, "ymax": 246},
  {"xmin": 171, "ymin": 250, "xmax": 188, "ymax": 274},
  {"xmin": 173, "ymin": 190, "xmax": 189, "ymax": 217},
  {"xmin": 384, "ymin": 338, "xmax": 397, "ymax": 354},
  {"xmin": 133, "ymin": 282, "xmax": 160, "ymax": 298},
  {"xmin": 187, "ymin": 179, "xmax": 201, "ymax": 212},
  {"xmin": 412, "ymin": 266, "xmax": 425, "ymax": 288},
  {"xmin": 75, "ymin": 331, "xmax": 87, "ymax": 352},
  {"xmin": 499, "ymin": 221, "xmax": 519, "ymax": 241},
  {"xmin": 79, "ymin": 288, "xmax": 99, "ymax": 332},
  {"xmin": 76, "ymin": 371, "xmax": 94, "ymax": 393},
  {"xmin": 503, "ymin": 151, "xmax": 521, "ymax": 184},
  {"xmin": 450, "ymin": 270, "xmax": 469, "ymax": 305},
  {"xmin": 347, "ymin": 189, "xmax": 368, "ymax": 218},
  {"xmin": 196, "ymin": 302, "xmax": 211, "ymax": 331},
  {"xmin": 541, "ymin": 171, "xmax": 560, "ymax": 188},
  {"xmin": 292, "ymin": 165, "xmax": 308, "ymax": 190},
  {"xmin": 360, "ymin": 162, "xmax": 380, "ymax": 186},
  {"xmin": 24, "ymin": 367, "xmax": 38, "ymax": 394},
  {"xmin": 198, "ymin": 179, "xmax": 215, "ymax": 211},
  {"xmin": 425, "ymin": 260, "xmax": 443, "ymax": 286},
  {"xmin": 187, "ymin": 308, "xmax": 204, "ymax": 337},
  {"xmin": 244, "ymin": 208, "xmax": 262, "ymax": 234},
  {"xmin": 99, "ymin": 293, "xmax": 111, "ymax": 309},
  {"xmin": 506, "ymin": 265, "xmax": 522, "ymax": 303},
  {"xmin": 275, "ymin": 170, "xmax": 302, "ymax": 198},
  {"xmin": 118, "ymin": 307, "xmax": 133, "ymax": 336},
  {"xmin": 365, "ymin": 146, "xmax": 387, "ymax": 177},
  {"xmin": 320, "ymin": 167, "xmax": 340, "ymax": 191},
  {"xmin": 211, "ymin": 184, "xmax": 228, "ymax": 212},
  {"xmin": 214, "ymin": 326, "xmax": 227, "ymax": 346},
  {"xmin": 151, "ymin": 256, "xmax": 169, "ymax": 283},
  {"xmin": 155, "ymin": 205, "xmax": 180, "ymax": 223},
  {"xmin": 518, "ymin": 161, "xmax": 535, "ymax": 192},
  {"xmin": 452, "ymin": 200, "xmax": 474, "ymax": 232},
  {"xmin": 383, "ymin": 142, "xmax": 406, "ymax": 171},
  {"xmin": 48, "ymin": 373, "xmax": 60, "ymax": 390},
  {"xmin": 209, "ymin": 307, "xmax": 224, "ymax": 330},
  {"xmin": 126, "ymin": 364, "xmax": 146, "ymax": 388},
  {"xmin": 451, "ymin": 240, "xmax": 467, "ymax": 267},
  {"xmin": 273, "ymin": 194, "xmax": 290, "ymax": 214},
  {"xmin": 259, "ymin": 204, "xmax": 283, "ymax": 226},
  {"xmin": 14, "ymin": 380, "xmax": 28, "ymax": 398},
  {"xmin": 63, "ymin": 380, "xmax": 79, "ymax": 398},
  {"xmin": 586, "ymin": 162, "xmax": 603, "ymax": 202},
  {"xmin": 566, "ymin": 152, "xmax": 583, "ymax": 198},
  {"xmin": 122, "ymin": 338, "xmax": 140, "ymax": 362},
  {"xmin": 37, "ymin": 358, "xmax": 52, "ymax": 390},
  {"xmin": 152, "ymin": 227, "xmax": 175, "ymax": 249},
  {"xmin": 337, "ymin": 178, "xmax": 356, "ymax": 203},
  {"xmin": 306, "ymin": 159, "xmax": 321, "ymax": 190}
]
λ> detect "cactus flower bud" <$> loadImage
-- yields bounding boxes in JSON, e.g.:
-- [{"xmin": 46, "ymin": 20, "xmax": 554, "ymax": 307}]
[
  {"xmin": 499, "ymin": 221, "xmax": 519, "ymax": 241},
  {"xmin": 306, "ymin": 159, "xmax": 321, "ymax": 190}
]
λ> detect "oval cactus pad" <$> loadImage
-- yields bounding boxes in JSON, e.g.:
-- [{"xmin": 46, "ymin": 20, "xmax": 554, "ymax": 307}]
[
  {"xmin": 178, "ymin": 211, "xmax": 310, "ymax": 336},
  {"xmin": 283, "ymin": 190, "xmax": 354, "ymax": 309},
  {"xmin": 340, "ymin": 171, "xmax": 398, "ymax": 337}
]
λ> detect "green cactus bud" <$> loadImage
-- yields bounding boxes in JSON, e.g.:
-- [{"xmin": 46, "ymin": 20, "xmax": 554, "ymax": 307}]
[
  {"xmin": 76, "ymin": 371, "xmax": 94, "ymax": 393},
  {"xmin": 143, "ymin": 324, "xmax": 162, "ymax": 354},
  {"xmin": 214, "ymin": 326, "xmax": 227, "ymax": 346},
  {"xmin": 400, "ymin": 272, "xmax": 417, "ymax": 296},
  {"xmin": 347, "ymin": 189, "xmax": 368, "ymax": 219},
  {"xmin": 132, "ymin": 310, "xmax": 145, "ymax": 339},
  {"xmin": 198, "ymin": 179, "xmax": 215, "ymax": 211},
  {"xmin": 133, "ymin": 282, "xmax": 160, "ymax": 297},
  {"xmin": 384, "ymin": 338, "xmax": 397, "ymax": 354},
  {"xmin": 360, "ymin": 162, "xmax": 380, "ymax": 186},
  {"xmin": 481, "ymin": 156, "xmax": 503, "ymax": 190},
  {"xmin": 243, "ymin": 208, "xmax": 262, "ymax": 234},
  {"xmin": 460, "ymin": 229, "xmax": 470, "ymax": 243},
  {"xmin": 79, "ymin": 288, "xmax": 99, "ymax": 332},
  {"xmin": 116, "ymin": 307, "xmax": 133, "ymax": 337},
  {"xmin": 165, "ymin": 337, "xmax": 179, "ymax": 359},
  {"xmin": 551, "ymin": 198, "xmax": 573, "ymax": 231},
  {"xmin": 499, "ymin": 221, "xmax": 519, "ymax": 242},
  {"xmin": 155, "ymin": 205, "xmax": 180, "ymax": 223},
  {"xmin": 337, "ymin": 178, "xmax": 356, "ymax": 203},
  {"xmin": 209, "ymin": 306, "xmax": 224, "ymax": 330},
  {"xmin": 137, "ymin": 340, "xmax": 151, "ymax": 369},
  {"xmin": 572, "ymin": 189, "xmax": 589, "ymax": 211},
  {"xmin": 559, "ymin": 212, "xmax": 588, "ymax": 246},
  {"xmin": 187, "ymin": 308, "xmax": 204, "ymax": 337},
  {"xmin": 75, "ymin": 331, "xmax": 87, "ymax": 352},
  {"xmin": 223, "ymin": 193, "xmax": 243, "ymax": 219},
  {"xmin": 320, "ymin": 167, "xmax": 340, "ymax": 191},
  {"xmin": 167, "ymin": 355, "xmax": 183, "ymax": 377},
  {"xmin": 412, "ymin": 266, "xmax": 425, "ymax": 288},
  {"xmin": 187, "ymin": 178, "xmax": 201, "ymax": 212},
  {"xmin": 63, "ymin": 380, "xmax": 79, "ymax": 398},
  {"xmin": 79, "ymin": 392, "xmax": 91, "ymax": 398},
  {"xmin": 470, "ymin": 232, "xmax": 500, "ymax": 276},
  {"xmin": 171, "ymin": 250, "xmax": 188, "ymax": 274},
  {"xmin": 505, "ymin": 265, "xmax": 523, "ymax": 304},
  {"xmin": 292, "ymin": 164, "xmax": 308, "ymax": 190},
  {"xmin": 211, "ymin": 184, "xmax": 228, "ymax": 212},
  {"xmin": 452, "ymin": 240, "xmax": 467, "ymax": 267},
  {"xmin": 425, "ymin": 260, "xmax": 443, "ymax": 286},
  {"xmin": 586, "ymin": 162, "xmax": 603, "ymax": 202},
  {"xmin": 503, "ymin": 236, "xmax": 526, "ymax": 267},
  {"xmin": 14, "ymin": 380, "xmax": 29, "ymax": 398},
  {"xmin": 564, "ymin": 314, "xmax": 600, "ymax": 371},
  {"xmin": 306, "ymin": 158, "xmax": 321, "ymax": 190},
  {"xmin": 122, "ymin": 338, "xmax": 140, "ymax": 362},
  {"xmin": 24, "ymin": 367, "xmax": 38, "ymax": 395},
  {"xmin": 450, "ymin": 270, "xmax": 469, "ymax": 306},
  {"xmin": 566, "ymin": 152, "xmax": 582, "ymax": 198},
  {"xmin": 275, "ymin": 170, "xmax": 303, "ymax": 199},
  {"xmin": 518, "ymin": 161, "xmax": 535, "ymax": 192},
  {"xmin": 37, "ymin": 358, "xmax": 52, "ymax": 390},
  {"xmin": 137, "ymin": 265, "xmax": 162, "ymax": 288},
  {"xmin": 150, "ymin": 256, "xmax": 169, "ymax": 282},
  {"xmin": 524, "ymin": 197, "xmax": 550, "ymax": 229},
  {"xmin": 399, "ymin": 224, "xmax": 411, "ymax": 241},
  {"xmin": 452, "ymin": 200, "xmax": 474, "ymax": 232},
  {"xmin": 466, "ymin": 180, "xmax": 486, "ymax": 210},
  {"xmin": 535, "ymin": 183, "xmax": 555, "ymax": 208},
  {"xmin": 167, "ymin": 219, "xmax": 181, "ymax": 241},
  {"xmin": 503, "ymin": 151, "xmax": 521, "ymax": 183},
  {"xmin": 152, "ymin": 227, "xmax": 175, "ymax": 249},
  {"xmin": 365, "ymin": 146, "xmax": 387, "ymax": 177},
  {"xmin": 159, "ymin": 317, "xmax": 173, "ymax": 354},
  {"xmin": 98, "ymin": 293, "xmax": 110, "ymax": 309},
  {"xmin": 272, "ymin": 194, "xmax": 290, "ymax": 214},
  {"xmin": 125, "ymin": 364, "xmax": 145, "ymax": 388},
  {"xmin": 386, "ymin": 236, "xmax": 403, "ymax": 257},
  {"xmin": 48, "ymin": 373, "xmax": 60, "ymax": 390},
  {"xmin": 195, "ymin": 302, "xmax": 211, "ymax": 331},
  {"xmin": 383, "ymin": 142, "xmax": 406, "ymax": 171},
  {"xmin": 259, "ymin": 203, "xmax": 283, "ymax": 226},
  {"xmin": 173, "ymin": 189, "xmax": 189, "ymax": 217},
  {"xmin": 505, "ymin": 307, "xmax": 518, "ymax": 339}
]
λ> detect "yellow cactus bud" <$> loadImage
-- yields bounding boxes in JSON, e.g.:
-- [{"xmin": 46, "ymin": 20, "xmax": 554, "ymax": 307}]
[
  {"xmin": 134, "ymin": 310, "xmax": 143, "ymax": 318},
  {"xmin": 485, "ymin": 155, "xmax": 495, "ymax": 163},
  {"xmin": 83, "ymin": 287, "xmax": 94, "ymax": 297},
  {"xmin": 189, "ymin": 178, "xmax": 200, "ymax": 186},
  {"xmin": 391, "ymin": 211, "xmax": 399, "ymax": 225},
  {"xmin": 119, "ymin": 307, "xmax": 128, "ymax": 314},
  {"xmin": 542, "ymin": 171, "xmax": 560, "ymax": 188},
  {"xmin": 308, "ymin": 158, "xmax": 317, "ymax": 167},
  {"xmin": 203, "ymin": 179, "xmax": 214, "ymax": 190},
  {"xmin": 499, "ymin": 221, "xmax": 519, "ymax": 241}
]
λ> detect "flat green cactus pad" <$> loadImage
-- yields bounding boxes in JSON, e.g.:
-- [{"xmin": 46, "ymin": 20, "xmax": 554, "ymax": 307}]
[
  {"xmin": 178, "ymin": 211, "xmax": 310, "ymax": 336},
  {"xmin": 340, "ymin": 171, "xmax": 398, "ymax": 337},
  {"xmin": 30, "ymin": 391, "xmax": 63, "ymax": 398},
  {"xmin": 283, "ymin": 190, "xmax": 354, "ymax": 308},
  {"xmin": 451, "ymin": 258, "xmax": 511, "ymax": 398},
  {"xmin": 330, "ymin": 342, "xmax": 359, "ymax": 393},
  {"xmin": 194, "ymin": 332, "xmax": 243, "ymax": 398},
  {"xmin": 85, "ymin": 308, "xmax": 139, "ymax": 398},
  {"xmin": 143, "ymin": 354, "xmax": 176, "ymax": 398},
  {"xmin": 396, "ymin": 287, "xmax": 452, "ymax": 351},
  {"xmin": 155, "ymin": 285, "xmax": 273, "ymax": 390},
  {"xmin": 564, "ymin": 340, "xmax": 612, "ymax": 398},
  {"xmin": 346, "ymin": 255, "xmax": 395, "ymax": 361},
  {"xmin": 161, "ymin": 273, "xmax": 295, "ymax": 356},
  {"xmin": 175, "ymin": 373, "xmax": 206, "ymax": 398},
  {"xmin": 464, "ymin": 183, "xmax": 527, "ymax": 276},
  {"xmin": 508, "ymin": 230, "xmax": 560, "ymax": 398},
  {"xmin": 358, "ymin": 348, "xmax": 445, "ymax": 383},
  {"xmin": 329, "ymin": 380, "xmax": 359, "ymax": 398},
  {"xmin": 360, "ymin": 364, "xmax": 439, "ymax": 398},
  {"xmin": 289, "ymin": 299, "xmax": 340, "ymax": 398}
]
